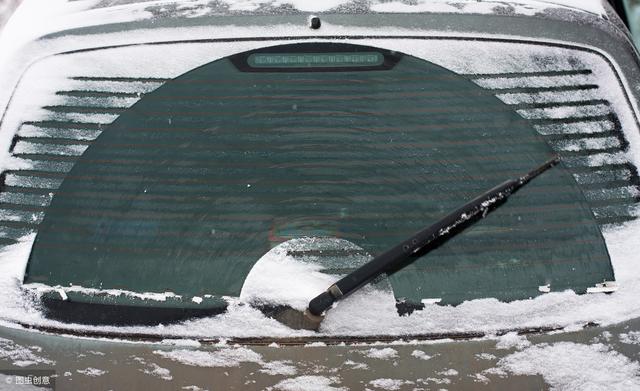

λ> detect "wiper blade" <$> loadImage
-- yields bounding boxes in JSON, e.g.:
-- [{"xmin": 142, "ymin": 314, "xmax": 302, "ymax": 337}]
[{"xmin": 276, "ymin": 156, "xmax": 560, "ymax": 330}]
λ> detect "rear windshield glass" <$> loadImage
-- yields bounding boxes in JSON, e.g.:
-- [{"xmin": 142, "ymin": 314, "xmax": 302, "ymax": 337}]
[{"xmin": 24, "ymin": 43, "xmax": 613, "ymax": 317}]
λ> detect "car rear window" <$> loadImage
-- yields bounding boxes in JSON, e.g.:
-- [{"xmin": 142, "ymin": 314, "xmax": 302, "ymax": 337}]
[{"xmin": 21, "ymin": 43, "xmax": 613, "ymax": 322}]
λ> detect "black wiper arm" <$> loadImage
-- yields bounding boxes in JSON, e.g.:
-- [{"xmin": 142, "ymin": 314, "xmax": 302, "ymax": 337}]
[{"xmin": 307, "ymin": 156, "xmax": 560, "ymax": 318}]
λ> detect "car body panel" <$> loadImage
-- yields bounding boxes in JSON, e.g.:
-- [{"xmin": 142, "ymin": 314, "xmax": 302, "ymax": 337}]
[
  {"xmin": 1, "ymin": 1, "xmax": 640, "ymax": 389},
  {"xmin": 1, "ymin": 319, "xmax": 640, "ymax": 389}
]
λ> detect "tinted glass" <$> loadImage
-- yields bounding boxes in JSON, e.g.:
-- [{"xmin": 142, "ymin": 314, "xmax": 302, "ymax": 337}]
[{"xmin": 24, "ymin": 43, "xmax": 613, "ymax": 317}]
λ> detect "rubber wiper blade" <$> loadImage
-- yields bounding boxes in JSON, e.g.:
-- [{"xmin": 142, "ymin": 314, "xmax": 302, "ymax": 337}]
[{"xmin": 279, "ymin": 156, "xmax": 560, "ymax": 330}]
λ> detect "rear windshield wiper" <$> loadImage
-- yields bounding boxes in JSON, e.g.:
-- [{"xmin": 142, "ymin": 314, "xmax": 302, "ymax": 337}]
[{"xmin": 275, "ymin": 156, "xmax": 560, "ymax": 330}]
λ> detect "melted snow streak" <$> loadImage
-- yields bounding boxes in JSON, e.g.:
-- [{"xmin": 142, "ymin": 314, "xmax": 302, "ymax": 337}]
[
  {"xmin": 497, "ymin": 342, "xmax": 640, "ymax": 390},
  {"xmin": 0, "ymin": 40, "xmax": 639, "ymax": 338}
]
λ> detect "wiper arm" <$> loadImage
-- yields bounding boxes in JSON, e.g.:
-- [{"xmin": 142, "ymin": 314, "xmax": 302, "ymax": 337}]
[{"xmin": 276, "ymin": 156, "xmax": 560, "ymax": 330}]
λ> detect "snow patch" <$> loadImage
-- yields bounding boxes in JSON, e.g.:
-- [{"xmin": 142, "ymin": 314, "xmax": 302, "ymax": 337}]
[
  {"xmin": 161, "ymin": 339, "xmax": 202, "ymax": 347},
  {"xmin": 143, "ymin": 362, "xmax": 173, "ymax": 381},
  {"xmin": 133, "ymin": 356, "xmax": 173, "ymax": 381},
  {"xmin": 23, "ymin": 283, "xmax": 182, "ymax": 303},
  {"xmin": 437, "ymin": 368, "xmax": 459, "ymax": 377},
  {"xmin": 6, "ymin": 0, "xmax": 606, "ymax": 26},
  {"xmin": 481, "ymin": 366, "xmax": 508, "ymax": 378},
  {"xmin": 257, "ymin": 0, "xmax": 350, "ymax": 12},
  {"xmin": 410, "ymin": 350, "xmax": 432, "ymax": 360},
  {"xmin": 369, "ymin": 0, "xmax": 604, "ymax": 16},
  {"xmin": 368, "ymin": 378, "xmax": 413, "ymax": 390},
  {"xmin": 268, "ymin": 375, "xmax": 347, "ymax": 391},
  {"xmin": 497, "ymin": 342, "xmax": 640, "ymax": 390},
  {"xmin": 517, "ymin": 104, "xmax": 610, "ymax": 120},
  {"xmin": 363, "ymin": 347, "xmax": 398, "ymax": 360},
  {"xmin": 154, "ymin": 346, "xmax": 297, "ymax": 376},
  {"xmin": 305, "ymin": 342, "xmax": 327, "ymax": 347},
  {"xmin": 470, "ymin": 372, "xmax": 491, "ymax": 384},
  {"xmin": 475, "ymin": 352, "xmax": 497, "ymax": 360},
  {"xmin": 495, "ymin": 332, "xmax": 532, "ymax": 350},
  {"xmin": 343, "ymin": 359, "xmax": 368, "ymax": 370},
  {"xmin": 417, "ymin": 376, "xmax": 451, "ymax": 385},
  {"xmin": 240, "ymin": 238, "xmax": 374, "ymax": 311},
  {"xmin": 619, "ymin": 331, "xmax": 640, "ymax": 345},
  {"xmin": 260, "ymin": 360, "xmax": 298, "ymax": 376},
  {"xmin": 0, "ymin": 337, "xmax": 54, "ymax": 368},
  {"xmin": 153, "ymin": 347, "xmax": 262, "ymax": 368},
  {"xmin": 76, "ymin": 367, "xmax": 107, "ymax": 377}
]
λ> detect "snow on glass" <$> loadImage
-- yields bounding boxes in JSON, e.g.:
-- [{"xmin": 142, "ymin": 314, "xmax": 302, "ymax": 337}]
[{"xmin": 2, "ymin": 219, "xmax": 640, "ymax": 340}]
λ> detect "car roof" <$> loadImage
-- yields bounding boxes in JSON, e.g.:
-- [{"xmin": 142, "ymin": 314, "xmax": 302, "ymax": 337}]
[
  {"xmin": 69, "ymin": 0, "xmax": 608, "ymax": 13},
  {"xmin": 15, "ymin": 0, "xmax": 611, "ymax": 19}
]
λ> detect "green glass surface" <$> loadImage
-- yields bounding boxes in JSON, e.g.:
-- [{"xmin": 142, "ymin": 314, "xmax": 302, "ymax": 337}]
[{"xmin": 25, "ymin": 43, "xmax": 614, "ymax": 311}]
